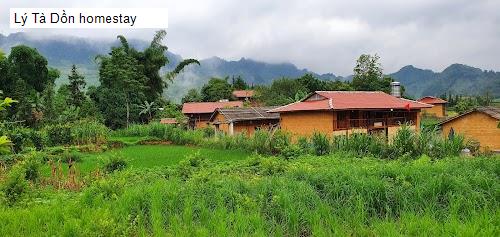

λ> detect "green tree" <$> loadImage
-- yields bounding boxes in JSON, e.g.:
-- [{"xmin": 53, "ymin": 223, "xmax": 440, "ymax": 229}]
[
  {"xmin": 256, "ymin": 78, "xmax": 308, "ymax": 106},
  {"xmin": 182, "ymin": 88, "xmax": 203, "ymax": 103},
  {"xmin": 297, "ymin": 74, "xmax": 326, "ymax": 93},
  {"xmin": 201, "ymin": 77, "xmax": 233, "ymax": 102},
  {"xmin": 67, "ymin": 65, "xmax": 86, "ymax": 107},
  {"xmin": 351, "ymin": 54, "xmax": 393, "ymax": 93},
  {"xmin": 0, "ymin": 97, "xmax": 17, "ymax": 154},
  {"xmin": 93, "ymin": 31, "xmax": 199, "ymax": 128},
  {"xmin": 232, "ymin": 76, "xmax": 248, "ymax": 90},
  {"xmin": 0, "ymin": 46, "xmax": 57, "ymax": 126},
  {"xmin": 0, "ymin": 49, "xmax": 5, "ymax": 61}
]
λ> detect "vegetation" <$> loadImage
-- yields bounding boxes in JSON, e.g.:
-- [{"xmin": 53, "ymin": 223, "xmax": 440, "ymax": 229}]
[{"xmin": 0, "ymin": 33, "xmax": 497, "ymax": 236}]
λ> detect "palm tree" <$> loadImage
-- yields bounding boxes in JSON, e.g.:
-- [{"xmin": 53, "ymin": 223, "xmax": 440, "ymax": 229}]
[{"xmin": 139, "ymin": 101, "xmax": 156, "ymax": 122}]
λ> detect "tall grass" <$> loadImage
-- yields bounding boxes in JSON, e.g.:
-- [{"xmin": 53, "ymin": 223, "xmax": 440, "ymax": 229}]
[
  {"xmin": 0, "ymin": 154, "xmax": 497, "ymax": 236},
  {"xmin": 72, "ymin": 120, "xmax": 110, "ymax": 145}
]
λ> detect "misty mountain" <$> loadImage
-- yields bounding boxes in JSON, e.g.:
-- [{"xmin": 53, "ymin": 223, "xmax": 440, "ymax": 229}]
[
  {"xmin": 390, "ymin": 64, "xmax": 500, "ymax": 99},
  {"xmin": 1, "ymin": 32, "xmax": 499, "ymax": 102}
]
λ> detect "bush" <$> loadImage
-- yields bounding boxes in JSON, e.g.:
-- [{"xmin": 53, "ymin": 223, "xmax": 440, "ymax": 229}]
[
  {"xmin": 23, "ymin": 154, "xmax": 42, "ymax": 182},
  {"xmin": 29, "ymin": 130, "xmax": 45, "ymax": 151},
  {"xmin": 1, "ymin": 166, "xmax": 28, "ymax": 206},
  {"xmin": 45, "ymin": 124, "xmax": 72, "ymax": 146},
  {"xmin": 71, "ymin": 120, "xmax": 109, "ymax": 145},
  {"xmin": 8, "ymin": 127, "xmax": 30, "ymax": 154},
  {"xmin": 311, "ymin": 132, "xmax": 330, "ymax": 156},
  {"xmin": 269, "ymin": 130, "xmax": 291, "ymax": 154},
  {"xmin": 60, "ymin": 151, "xmax": 83, "ymax": 163},
  {"xmin": 103, "ymin": 153, "xmax": 128, "ymax": 173},
  {"xmin": 201, "ymin": 126, "xmax": 215, "ymax": 138}
]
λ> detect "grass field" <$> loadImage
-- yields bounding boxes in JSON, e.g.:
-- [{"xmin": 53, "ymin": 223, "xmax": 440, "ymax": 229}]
[
  {"xmin": 1, "ymin": 143, "xmax": 499, "ymax": 236},
  {"xmin": 42, "ymin": 144, "xmax": 251, "ymax": 175}
]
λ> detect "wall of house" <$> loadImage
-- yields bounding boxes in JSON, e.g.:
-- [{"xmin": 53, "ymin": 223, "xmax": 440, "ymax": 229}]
[
  {"xmin": 280, "ymin": 111, "xmax": 334, "ymax": 137},
  {"xmin": 441, "ymin": 111, "xmax": 500, "ymax": 150},
  {"xmin": 422, "ymin": 104, "xmax": 445, "ymax": 117}
]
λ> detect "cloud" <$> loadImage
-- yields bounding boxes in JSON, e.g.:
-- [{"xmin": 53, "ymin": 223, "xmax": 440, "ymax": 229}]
[{"xmin": 1, "ymin": 0, "xmax": 499, "ymax": 75}]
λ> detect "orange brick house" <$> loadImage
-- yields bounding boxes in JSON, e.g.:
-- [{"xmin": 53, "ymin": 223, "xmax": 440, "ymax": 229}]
[
  {"xmin": 210, "ymin": 107, "xmax": 279, "ymax": 136},
  {"xmin": 268, "ymin": 91, "xmax": 431, "ymax": 138},
  {"xmin": 437, "ymin": 107, "xmax": 500, "ymax": 151},
  {"xmin": 418, "ymin": 96, "xmax": 447, "ymax": 117},
  {"xmin": 182, "ymin": 101, "xmax": 243, "ymax": 129}
]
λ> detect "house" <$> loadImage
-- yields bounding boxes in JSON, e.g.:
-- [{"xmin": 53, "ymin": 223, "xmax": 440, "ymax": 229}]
[
  {"xmin": 268, "ymin": 91, "xmax": 432, "ymax": 138},
  {"xmin": 209, "ymin": 107, "xmax": 280, "ymax": 136},
  {"xmin": 232, "ymin": 90, "xmax": 255, "ymax": 102},
  {"xmin": 182, "ymin": 101, "xmax": 243, "ymax": 128},
  {"xmin": 437, "ymin": 107, "xmax": 500, "ymax": 151},
  {"xmin": 418, "ymin": 96, "xmax": 447, "ymax": 117}
]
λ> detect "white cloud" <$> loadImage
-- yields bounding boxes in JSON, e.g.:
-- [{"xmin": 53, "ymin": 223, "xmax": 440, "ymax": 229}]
[{"xmin": 1, "ymin": 0, "xmax": 499, "ymax": 75}]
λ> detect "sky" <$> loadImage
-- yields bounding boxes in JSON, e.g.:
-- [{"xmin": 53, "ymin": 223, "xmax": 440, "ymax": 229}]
[{"xmin": 1, "ymin": 0, "xmax": 499, "ymax": 76}]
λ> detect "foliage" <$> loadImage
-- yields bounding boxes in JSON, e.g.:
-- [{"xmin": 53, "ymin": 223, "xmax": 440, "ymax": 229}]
[
  {"xmin": 1, "ymin": 165, "xmax": 28, "ymax": 206},
  {"xmin": 103, "ymin": 153, "xmax": 128, "ymax": 173},
  {"xmin": 45, "ymin": 123, "xmax": 72, "ymax": 146},
  {"xmin": 71, "ymin": 120, "xmax": 109, "ymax": 145},
  {"xmin": 311, "ymin": 132, "xmax": 330, "ymax": 156},
  {"xmin": 181, "ymin": 88, "xmax": 203, "ymax": 103},
  {"xmin": 351, "ymin": 54, "xmax": 393, "ymax": 93},
  {"xmin": 0, "ymin": 46, "xmax": 58, "ymax": 126},
  {"xmin": 231, "ymin": 75, "xmax": 248, "ymax": 90},
  {"xmin": 67, "ymin": 64, "xmax": 86, "ymax": 107},
  {"xmin": 256, "ymin": 78, "xmax": 308, "ymax": 106},
  {"xmin": 201, "ymin": 77, "xmax": 233, "ymax": 102}
]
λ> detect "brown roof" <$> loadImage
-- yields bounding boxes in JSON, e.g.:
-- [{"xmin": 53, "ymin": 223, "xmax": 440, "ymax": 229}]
[
  {"xmin": 210, "ymin": 106, "xmax": 280, "ymax": 123},
  {"xmin": 232, "ymin": 90, "xmax": 255, "ymax": 98},
  {"xmin": 437, "ymin": 106, "xmax": 500, "ymax": 126},
  {"xmin": 182, "ymin": 101, "xmax": 243, "ymax": 114},
  {"xmin": 269, "ymin": 91, "xmax": 432, "ymax": 113},
  {"xmin": 418, "ymin": 96, "xmax": 448, "ymax": 104},
  {"xmin": 160, "ymin": 118, "xmax": 178, "ymax": 124}
]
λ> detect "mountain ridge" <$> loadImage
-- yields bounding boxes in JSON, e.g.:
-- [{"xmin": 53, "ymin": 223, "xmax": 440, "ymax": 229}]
[{"xmin": 1, "ymin": 32, "xmax": 499, "ymax": 101}]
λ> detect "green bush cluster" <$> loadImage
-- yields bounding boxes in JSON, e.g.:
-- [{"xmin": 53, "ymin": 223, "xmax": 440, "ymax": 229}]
[{"xmin": 112, "ymin": 123, "xmax": 467, "ymax": 160}]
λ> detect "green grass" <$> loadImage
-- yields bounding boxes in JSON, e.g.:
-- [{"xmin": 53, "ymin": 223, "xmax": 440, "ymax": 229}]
[
  {"xmin": 2, "ymin": 153, "xmax": 499, "ymax": 236},
  {"xmin": 42, "ymin": 145, "xmax": 251, "ymax": 175}
]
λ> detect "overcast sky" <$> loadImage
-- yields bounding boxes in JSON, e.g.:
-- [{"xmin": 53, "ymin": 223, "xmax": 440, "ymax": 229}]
[{"xmin": 1, "ymin": 0, "xmax": 499, "ymax": 76}]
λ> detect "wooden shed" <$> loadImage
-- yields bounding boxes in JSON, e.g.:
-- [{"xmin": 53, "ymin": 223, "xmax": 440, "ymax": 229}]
[
  {"xmin": 210, "ymin": 107, "xmax": 280, "ymax": 136},
  {"xmin": 182, "ymin": 101, "xmax": 243, "ymax": 129},
  {"xmin": 418, "ymin": 96, "xmax": 447, "ymax": 117},
  {"xmin": 269, "ymin": 91, "xmax": 431, "ymax": 138},
  {"xmin": 437, "ymin": 107, "xmax": 500, "ymax": 151}
]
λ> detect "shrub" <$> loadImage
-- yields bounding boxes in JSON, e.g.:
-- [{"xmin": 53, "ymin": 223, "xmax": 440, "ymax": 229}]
[
  {"xmin": 8, "ymin": 127, "xmax": 30, "ymax": 154},
  {"xmin": 201, "ymin": 126, "xmax": 215, "ymax": 138},
  {"xmin": 45, "ymin": 124, "xmax": 72, "ymax": 146},
  {"xmin": 269, "ymin": 130, "xmax": 291, "ymax": 155},
  {"xmin": 103, "ymin": 153, "xmax": 128, "ymax": 173},
  {"xmin": 177, "ymin": 152, "xmax": 208, "ymax": 180},
  {"xmin": 389, "ymin": 124, "xmax": 417, "ymax": 159},
  {"xmin": 71, "ymin": 120, "xmax": 109, "ymax": 145},
  {"xmin": 311, "ymin": 132, "xmax": 330, "ymax": 156},
  {"xmin": 29, "ymin": 130, "xmax": 45, "ymax": 151},
  {"xmin": 296, "ymin": 136, "xmax": 311, "ymax": 154},
  {"xmin": 250, "ymin": 130, "xmax": 271, "ymax": 154},
  {"xmin": 60, "ymin": 151, "xmax": 83, "ymax": 163},
  {"xmin": 1, "ymin": 166, "xmax": 28, "ymax": 206}
]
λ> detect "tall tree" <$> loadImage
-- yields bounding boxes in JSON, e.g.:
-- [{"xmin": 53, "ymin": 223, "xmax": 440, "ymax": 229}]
[
  {"xmin": 351, "ymin": 54, "xmax": 392, "ymax": 93},
  {"xmin": 67, "ymin": 65, "xmax": 86, "ymax": 107},
  {"xmin": 182, "ymin": 88, "xmax": 203, "ymax": 103},
  {"xmin": 232, "ymin": 76, "xmax": 248, "ymax": 90},
  {"xmin": 0, "ymin": 46, "xmax": 56, "ymax": 125},
  {"xmin": 201, "ymin": 77, "xmax": 233, "ymax": 102}
]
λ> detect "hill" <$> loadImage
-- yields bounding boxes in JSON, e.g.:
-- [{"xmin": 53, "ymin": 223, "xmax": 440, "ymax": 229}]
[{"xmin": 1, "ymin": 32, "xmax": 499, "ymax": 101}]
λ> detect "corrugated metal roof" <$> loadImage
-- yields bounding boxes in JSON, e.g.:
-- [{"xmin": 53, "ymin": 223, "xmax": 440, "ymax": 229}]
[
  {"xmin": 437, "ymin": 106, "xmax": 500, "ymax": 126},
  {"xmin": 232, "ymin": 90, "xmax": 255, "ymax": 98},
  {"xmin": 182, "ymin": 101, "xmax": 244, "ymax": 114},
  {"xmin": 418, "ymin": 96, "xmax": 448, "ymax": 104},
  {"xmin": 269, "ymin": 91, "xmax": 432, "ymax": 113},
  {"xmin": 210, "ymin": 106, "xmax": 280, "ymax": 123}
]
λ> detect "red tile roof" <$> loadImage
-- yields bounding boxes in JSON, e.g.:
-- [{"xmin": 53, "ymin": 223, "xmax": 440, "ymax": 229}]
[
  {"xmin": 417, "ymin": 96, "xmax": 448, "ymax": 104},
  {"xmin": 232, "ymin": 90, "xmax": 255, "ymax": 98},
  {"xmin": 269, "ymin": 91, "xmax": 432, "ymax": 113},
  {"xmin": 182, "ymin": 101, "xmax": 244, "ymax": 114}
]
